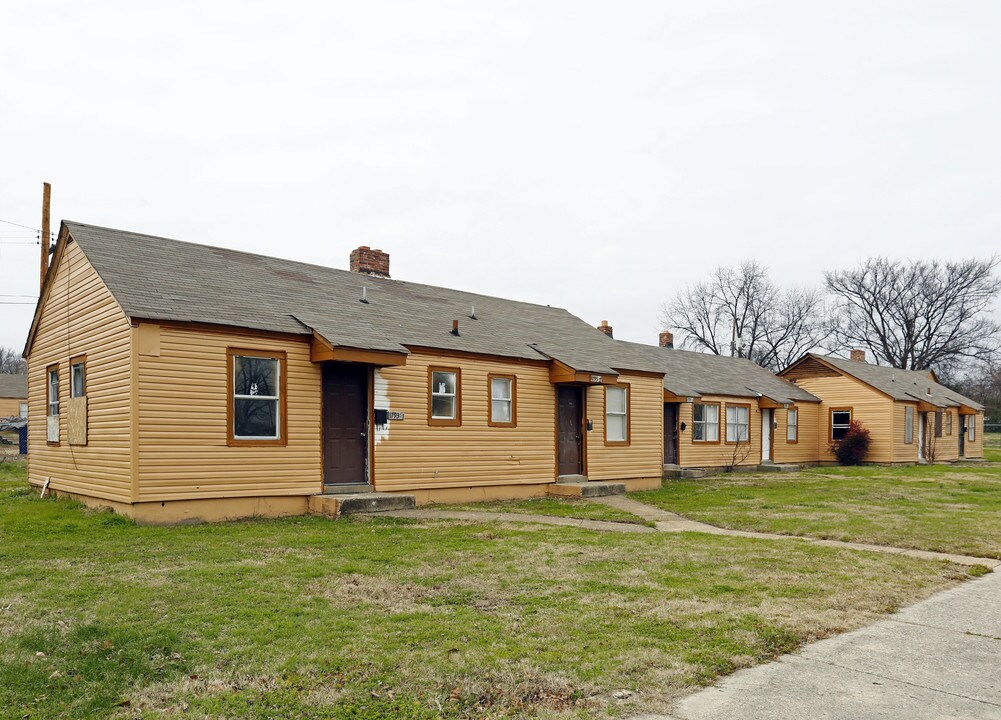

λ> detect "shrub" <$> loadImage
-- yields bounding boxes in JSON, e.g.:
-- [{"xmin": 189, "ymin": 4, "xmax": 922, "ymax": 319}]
[{"xmin": 831, "ymin": 420, "xmax": 871, "ymax": 465}]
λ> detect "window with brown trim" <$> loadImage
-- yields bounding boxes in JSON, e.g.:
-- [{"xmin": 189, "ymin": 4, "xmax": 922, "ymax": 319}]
[
  {"xmin": 904, "ymin": 406, "xmax": 914, "ymax": 444},
  {"xmin": 725, "ymin": 403, "xmax": 750, "ymax": 444},
  {"xmin": 227, "ymin": 348, "xmax": 287, "ymax": 446},
  {"xmin": 604, "ymin": 384, "xmax": 629, "ymax": 445},
  {"xmin": 487, "ymin": 374, "xmax": 516, "ymax": 427},
  {"xmin": 692, "ymin": 402, "xmax": 720, "ymax": 443},
  {"xmin": 945, "ymin": 411, "xmax": 952, "ymax": 435},
  {"xmin": 831, "ymin": 408, "xmax": 852, "ymax": 442},
  {"xmin": 428, "ymin": 366, "xmax": 461, "ymax": 427},
  {"xmin": 70, "ymin": 355, "xmax": 87, "ymax": 398},
  {"xmin": 786, "ymin": 408, "xmax": 798, "ymax": 443},
  {"xmin": 968, "ymin": 416, "xmax": 976, "ymax": 442},
  {"xmin": 934, "ymin": 411, "xmax": 943, "ymax": 438},
  {"xmin": 46, "ymin": 365, "xmax": 60, "ymax": 417}
]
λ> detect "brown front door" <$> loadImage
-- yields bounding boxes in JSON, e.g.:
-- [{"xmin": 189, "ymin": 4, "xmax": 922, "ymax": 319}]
[
  {"xmin": 322, "ymin": 363, "xmax": 369, "ymax": 485},
  {"xmin": 664, "ymin": 403, "xmax": 679, "ymax": 464},
  {"xmin": 557, "ymin": 386, "xmax": 583, "ymax": 476}
]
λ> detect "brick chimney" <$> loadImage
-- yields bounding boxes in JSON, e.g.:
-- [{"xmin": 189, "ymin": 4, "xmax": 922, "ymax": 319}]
[
  {"xmin": 597, "ymin": 320, "xmax": 613, "ymax": 338},
  {"xmin": 659, "ymin": 331, "xmax": 674, "ymax": 349},
  {"xmin": 850, "ymin": 349, "xmax": 866, "ymax": 363},
  {"xmin": 349, "ymin": 246, "xmax": 390, "ymax": 278}
]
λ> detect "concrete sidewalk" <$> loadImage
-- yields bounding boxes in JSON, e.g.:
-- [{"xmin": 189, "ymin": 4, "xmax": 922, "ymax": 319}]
[{"xmin": 638, "ymin": 569, "xmax": 1001, "ymax": 720}]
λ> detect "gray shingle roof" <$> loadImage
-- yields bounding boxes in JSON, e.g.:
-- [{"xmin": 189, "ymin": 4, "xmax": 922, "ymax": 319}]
[
  {"xmin": 0, "ymin": 373, "xmax": 27, "ymax": 399},
  {"xmin": 810, "ymin": 354, "xmax": 984, "ymax": 410},
  {"xmin": 613, "ymin": 342, "xmax": 820, "ymax": 404},
  {"xmin": 65, "ymin": 221, "xmax": 664, "ymax": 374}
]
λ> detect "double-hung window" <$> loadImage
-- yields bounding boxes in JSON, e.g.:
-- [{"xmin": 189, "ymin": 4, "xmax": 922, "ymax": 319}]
[
  {"xmin": 47, "ymin": 366, "xmax": 59, "ymax": 416},
  {"xmin": 904, "ymin": 406, "xmax": 914, "ymax": 444},
  {"xmin": 968, "ymin": 416, "xmax": 976, "ymax": 442},
  {"xmin": 488, "ymin": 374, "xmax": 515, "ymax": 427},
  {"xmin": 429, "ymin": 367, "xmax": 461, "ymax": 426},
  {"xmin": 945, "ymin": 411, "xmax": 952, "ymax": 435},
  {"xmin": 70, "ymin": 356, "xmax": 86, "ymax": 398},
  {"xmin": 229, "ymin": 349, "xmax": 285, "ymax": 444},
  {"xmin": 692, "ymin": 402, "xmax": 719, "ymax": 442},
  {"xmin": 605, "ymin": 385, "xmax": 629, "ymax": 444},
  {"xmin": 831, "ymin": 408, "xmax": 852, "ymax": 441},
  {"xmin": 786, "ymin": 408, "xmax": 798, "ymax": 442},
  {"xmin": 725, "ymin": 404, "xmax": 750, "ymax": 443}
]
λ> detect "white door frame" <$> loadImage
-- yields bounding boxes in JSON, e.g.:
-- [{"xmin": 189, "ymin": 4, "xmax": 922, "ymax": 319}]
[{"xmin": 761, "ymin": 409, "xmax": 772, "ymax": 462}]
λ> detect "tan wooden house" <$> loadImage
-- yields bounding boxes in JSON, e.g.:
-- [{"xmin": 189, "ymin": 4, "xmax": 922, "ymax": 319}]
[
  {"xmin": 24, "ymin": 222, "xmax": 676, "ymax": 522},
  {"xmin": 0, "ymin": 374, "xmax": 28, "ymax": 418},
  {"xmin": 780, "ymin": 352, "xmax": 985, "ymax": 463}
]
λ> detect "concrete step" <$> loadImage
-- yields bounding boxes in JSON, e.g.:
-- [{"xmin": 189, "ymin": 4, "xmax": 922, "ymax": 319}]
[
  {"xmin": 547, "ymin": 481, "xmax": 626, "ymax": 498},
  {"xmin": 322, "ymin": 483, "xmax": 374, "ymax": 494},
  {"xmin": 556, "ymin": 474, "xmax": 589, "ymax": 484},
  {"xmin": 309, "ymin": 492, "xmax": 415, "ymax": 518},
  {"xmin": 663, "ymin": 466, "xmax": 708, "ymax": 479},
  {"xmin": 757, "ymin": 463, "xmax": 806, "ymax": 473}
]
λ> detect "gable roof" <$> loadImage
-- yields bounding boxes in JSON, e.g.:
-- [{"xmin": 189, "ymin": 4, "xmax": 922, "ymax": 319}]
[
  {"xmin": 786, "ymin": 354, "xmax": 984, "ymax": 411},
  {"xmin": 612, "ymin": 341, "xmax": 820, "ymax": 404},
  {"xmin": 0, "ymin": 373, "xmax": 27, "ymax": 399},
  {"xmin": 55, "ymin": 221, "xmax": 664, "ymax": 375}
]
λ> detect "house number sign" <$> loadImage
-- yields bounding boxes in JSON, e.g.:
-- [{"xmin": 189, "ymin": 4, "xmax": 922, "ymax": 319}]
[
  {"xmin": 387, "ymin": 411, "xmax": 405, "ymax": 421},
  {"xmin": 590, "ymin": 375, "xmax": 602, "ymax": 384}
]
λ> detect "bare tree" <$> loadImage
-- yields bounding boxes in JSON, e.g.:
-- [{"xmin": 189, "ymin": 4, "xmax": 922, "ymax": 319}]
[
  {"xmin": 0, "ymin": 347, "xmax": 26, "ymax": 374},
  {"xmin": 825, "ymin": 257, "xmax": 1001, "ymax": 373},
  {"xmin": 662, "ymin": 261, "xmax": 829, "ymax": 371}
]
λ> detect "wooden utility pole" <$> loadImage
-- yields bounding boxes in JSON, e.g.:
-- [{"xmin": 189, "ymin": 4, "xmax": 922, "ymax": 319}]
[{"xmin": 40, "ymin": 182, "xmax": 51, "ymax": 290}]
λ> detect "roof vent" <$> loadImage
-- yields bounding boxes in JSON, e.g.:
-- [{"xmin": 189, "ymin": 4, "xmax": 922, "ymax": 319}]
[
  {"xmin": 469, "ymin": 305, "xmax": 477, "ymax": 320},
  {"xmin": 359, "ymin": 286, "xmax": 369, "ymax": 304},
  {"xmin": 350, "ymin": 246, "xmax": 390, "ymax": 278}
]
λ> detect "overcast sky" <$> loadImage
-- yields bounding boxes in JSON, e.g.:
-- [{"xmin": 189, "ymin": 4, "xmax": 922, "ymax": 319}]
[{"xmin": 2, "ymin": 1, "xmax": 999, "ymax": 354}]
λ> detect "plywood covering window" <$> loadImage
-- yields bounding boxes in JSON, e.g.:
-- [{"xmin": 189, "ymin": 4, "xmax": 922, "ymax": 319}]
[
  {"xmin": 904, "ymin": 406, "xmax": 914, "ymax": 444},
  {"xmin": 604, "ymin": 384, "xmax": 629, "ymax": 445},
  {"xmin": 227, "ymin": 348, "xmax": 287, "ymax": 446},
  {"xmin": 428, "ymin": 367, "xmax": 461, "ymax": 427},
  {"xmin": 725, "ymin": 404, "xmax": 750, "ymax": 444},
  {"xmin": 786, "ymin": 408, "xmax": 798, "ymax": 443},
  {"xmin": 692, "ymin": 402, "xmax": 720, "ymax": 443},
  {"xmin": 70, "ymin": 356, "xmax": 86, "ymax": 398},
  {"xmin": 488, "ymin": 374, "xmax": 516, "ymax": 427},
  {"xmin": 831, "ymin": 408, "xmax": 852, "ymax": 442}
]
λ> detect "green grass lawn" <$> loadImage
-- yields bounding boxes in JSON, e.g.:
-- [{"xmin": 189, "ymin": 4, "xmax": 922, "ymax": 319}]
[
  {"xmin": 632, "ymin": 463, "xmax": 1001, "ymax": 559},
  {"xmin": 447, "ymin": 496, "xmax": 653, "ymax": 526},
  {"xmin": 0, "ymin": 464, "xmax": 976, "ymax": 719},
  {"xmin": 985, "ymin": 432, "xmax": 1001, "ymax": 462}
]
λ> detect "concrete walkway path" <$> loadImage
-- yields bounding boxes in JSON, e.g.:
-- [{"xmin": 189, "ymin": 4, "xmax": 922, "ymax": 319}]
[
  {"xmin": 636, "ymin": 569, "xmax": 1001, "ymax": 720},
  {"xmin": 593, "ymin": 495, "xmax": 1001, "ymax": 568}
]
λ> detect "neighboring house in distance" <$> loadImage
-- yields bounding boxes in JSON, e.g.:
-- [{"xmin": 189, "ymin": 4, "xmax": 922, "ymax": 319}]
[
  {"xmin": 0, "ymin": 373, "xmax": 28, "ymax": 418},
  {"xmin": 780, "ymin": 352, "xmax": 985, "ymax": 462},
  {"xmin": 615, "ymin": 336, "xmax": 821, "ymax": 469},
  {"xmin": 24, "ymin": 221, "xmax": 669, "ymax": 523}
]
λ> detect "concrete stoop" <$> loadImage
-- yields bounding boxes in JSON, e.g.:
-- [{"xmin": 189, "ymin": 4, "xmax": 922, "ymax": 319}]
[
  {"xmin": 757, "ymin": 463, "xmax": 805, "ymax": 473},
  {"xmin": 547, "ymin": 481, "xmax": 626, "ymax": 498},
  {"xmin": 309, "ymin": 492, "xmax": 416, "ymax": 518},
  {"xmin": 663, "ymin": 466, "xmax": 708, "ymax": 479}
]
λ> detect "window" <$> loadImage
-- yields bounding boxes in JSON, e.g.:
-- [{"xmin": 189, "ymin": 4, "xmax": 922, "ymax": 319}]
[
  {"xmin": 968, "ymin": 416, "xmax": 976, "ymax": 442},
  {"xmin": 428, "ymin": 367, "xmax": 461, "ymax": 426},
  {"xmin": 70, "ymin": 356, "xmax": 86, "ymax": 398},
  {"xmin": 47, "ymin": 366, "xmax": 59, "ymax": 416},
  {"xmin": 831, "ymin": 408, "xmax": 852, "ymax": 441},
  {"xmin": 904, "ymin": 406, "xmax": 914, "ymax": 444},
  {"xmin": 725, "ymin": 404, "xmax": 750, "ymax": 443},
  {"xmin": 228, "ymin": 349, "xmax": 286, "ymax": 444},
  {"xmin": 19, "ymin": 402, "xmax": 28, "ymax": 418},
  {"xmin": 605, "ymin": 385, "xmax": 629, "ymax": 444},
  {"xmin": 692, "ymin": 402, "xmax": 720, "ymax": 442},
  {"xmin": 488, "ymin": 374, "xmax": 515, "ymax": 427},
  {"xmin": 934, "ymin": 411, "xmax": 943, "ymax": 438},
  {"xmin": 945, "ymin": 411, "xmax": 952, "ymax": 435},
  {"xmin": 787, "ymin": 408, "xmax": 798, "ymax": 442}
]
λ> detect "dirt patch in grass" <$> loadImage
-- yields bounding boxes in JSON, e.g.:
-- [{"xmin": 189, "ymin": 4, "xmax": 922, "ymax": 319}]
[{"xmin": 448, "ymin": 496, "xmax": 654, "ymax": 526}]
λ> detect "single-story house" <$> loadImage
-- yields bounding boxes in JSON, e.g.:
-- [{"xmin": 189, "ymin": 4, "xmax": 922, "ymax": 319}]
[
  {"xmin": 779, "ymin": 352, "xmax": 985, "ymax": 462},
  {"xmin": 614, "ymin": 337, "xmax": 822, "ymax": 469},
  {"xmin": 0, "ymin": 373, "xmax": 28, "ymax": 418},
  {"xmin": 25, "ymin": 221, "xmax": 674, "ymax": 522}
]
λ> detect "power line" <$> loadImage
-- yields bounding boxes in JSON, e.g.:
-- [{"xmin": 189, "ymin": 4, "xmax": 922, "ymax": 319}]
[
  {"xmin": 0, "ymin": 301, "xmax": 36, "ymax": 305},
  {"xmin": 0, "ymin": 218, "xmax": 42, "ymax": 232}
]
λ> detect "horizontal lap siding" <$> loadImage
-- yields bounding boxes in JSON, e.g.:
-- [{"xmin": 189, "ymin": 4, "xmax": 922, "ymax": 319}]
[
  {"xmin": 891, "ymin": 403, "xmax": 919, "ymax": 463},
  {"xmin": 586, "ymin": 374, "xmax": 663, "ymax": 480},
  {"xmin": 964, "ymin": 414, "xmax": 984, "ymax": 458},
  {"xmin": 787, "ymin": 375, "xmax": 893, "ymax": 463},
  {"xmin": 677, "ymin": 395, "xmax": 762, "ymax": 468},
  {"xmin": 934, "ymin": 410, "xmax": 960, "ymax": 462},
  {"xmin": 373, "ymin": 353, "xmax": 554, "ymax": 492},
  {"xmin": 27, "ymin": 240, "xmax": 133, "ymax": 501},
  {"xmin": 773, "ymin": 404, "xmax": 821, "ymax": 464},
  {"xmin": 137, "ymin": 327, "xmax": 320, "ymax": 500},
  {"xmin": 0, "ymin": 397, "xmax": 24, "ymax": 416}
]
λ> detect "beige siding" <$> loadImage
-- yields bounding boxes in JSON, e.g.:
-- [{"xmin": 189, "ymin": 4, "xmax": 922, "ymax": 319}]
[
  {"xmin": 773, "ymin": 403, "xmax": 821, "ymax": 464},
  {"xmin": 374, "ymin": 352, "xmax": 556, "ymax": 492},
  {"xmin": 677, "ymin": 395, "xmax": 762, "ymax": 468},
  {"xmin": 0, "ymin": 397, "xmax": 25, "ymax": 417},
  {"xmin": 787, "ymin": 375, "xmax": 894, "ymax": 463},
  {"xmin": 137, "ymin": 325, "xmax": 321, "ymax": 500},
  {"xmin": 891, "ymin": 402, "xmax": 920, "ymax": 463},
  {"xmin": 933, "ymin": 409, "xmax": 961, "ymax": 462},
  {"xmin": 26, "ymin": 240, "xmax": 133, "ymax": 501},
  {"xmin": 962, "ymin": 413, "xmax": 984, "ymax": 458},
  {"xmin": 585, "ymin": 373, "xmax": 664, "ymax": 480}
]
